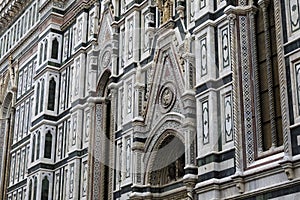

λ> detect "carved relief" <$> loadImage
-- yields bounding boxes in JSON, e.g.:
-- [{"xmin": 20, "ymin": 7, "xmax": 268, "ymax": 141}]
[
  {"xmin": 295, "ymin": 63, "xmax": 300, "ymax": 115},
  {"xmin": 69, "ymin": 164, "xmax": 74, "ymax": 198},
  {"xmin": 72, "ymin": 115, "xmax": 77, "ymax": 146},
  {"xmin": 289, "ymin": 0, "xmax": 300, "ymax": 32},
  {"xmin": 128, "ymin": 18, "xmax": 133, "ymax": 59},
  {"xmin": 101, "ymin": 51, "xmax": 111, "ymax": 69},
  {"xmin": 127, "ymin": 83, "xmax": 132, "ymax": 114},
  {"xmin": 82, "ymin": 162, "xmax": 88, "ymax": 196},
  {"xmin": 200, "ymin": 0, "xmax": 206, "ymax": 9}
]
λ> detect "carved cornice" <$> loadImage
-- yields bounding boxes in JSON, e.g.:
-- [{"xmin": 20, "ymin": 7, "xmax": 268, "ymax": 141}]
[{"xmin": 0, "ymin": 0, "xmax": 31, "ymax": 34}]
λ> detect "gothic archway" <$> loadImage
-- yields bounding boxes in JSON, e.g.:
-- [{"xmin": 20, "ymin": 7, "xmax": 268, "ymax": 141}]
[
  {"xmin": 149, "ymin": 133, "xmax": 185, "ymax": 186},
  {"xmin": 144, "ymin": 131, "xmax": 188, "ymax": 199}
]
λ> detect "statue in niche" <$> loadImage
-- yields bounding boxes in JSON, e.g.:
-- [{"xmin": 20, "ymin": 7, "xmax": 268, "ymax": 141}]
[{"xmin": 156, "ymin": 0, "xmax": 173, "ymax": 23}]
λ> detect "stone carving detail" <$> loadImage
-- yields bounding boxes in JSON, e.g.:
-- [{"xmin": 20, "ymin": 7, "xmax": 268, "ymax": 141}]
[
  {"xmin": 55, "ymin": 173, "xmax": 60, "ymax": 200},
  {"xmin": 200, "ymin": 38, "xmax": 207, "ymax": 76},
  {"xmin": 82, "ymin": 162, "xmax": 88, "ymax": 196},
  {"xmin": 161, "ymin": 87, "xmax": 174, "ymax": 109},
  {"xmin": 57, "ymin": 127, "xmax": 63, "ymax": 158},
  {"xmin": 69, "ymin": 164, "xmax": 74, "ymax": 198},
  {"xmin": 89, "ymin": 12, "xmax": 95, "ymax": 37},
  {"xmin": 72, "ymin": 114, "xmax": 77, "ymax": 146},
  {"xmin": 224, "ymin": 94, "xmax": 233, "ymax": 142},
  {"xmin": 289, "ymin": 0, "xmax": 300, "ymax": 32},
  {"xmin": 127, "ymin": 83, "xmax": 132, "ymax": 114},
  {"xmin": 75, "ymin": 59, "xmax": 80, "ymax": 96},
  {"xmin": 222, "ymin": 27, "xmax": 230, "ymax": 68},
  {"xmin": 126, "ymin": 138, "xmax": 131, "ymax": 177},
  {"xmin": 295, "ymin": 63, "xmax": 300, "ymax": 115},
  {"xmin": 121, "ymin": 29, "xmax": 125, "ymax": 67},
  {"xmin": 190, "ymin": 0, "xmax": 195, "ymax": 20},
  {"xmin": 128, "ymin": 18, "xmax": 133, "ymax": 59},
  {"xmin": 77, "ymin": 18, "xmax": 83, "ymax": 42},
  {"xmin": 202, "ymin": 101, "xmax": 209, "ymax": 144},
  {"xmin": 102, "ymin": 51, "xmax": 111, "ymax": 68},
  {"xmin": 85, "ymin": 111, "xmax": 90, "ymax": 141},
  {"xmin": 200, "ymin": 0, "xmax": 206, "ymax": 9}
]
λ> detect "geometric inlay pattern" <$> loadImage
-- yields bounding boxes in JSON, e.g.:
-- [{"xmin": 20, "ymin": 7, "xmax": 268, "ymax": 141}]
[{"xmin": 240, "ymin": 16, "xmax": 254, "ymax": 164}]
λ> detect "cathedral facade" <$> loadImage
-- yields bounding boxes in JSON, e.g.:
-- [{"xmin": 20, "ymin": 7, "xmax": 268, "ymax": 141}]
[{"xmin": 0, "ymin": 0, "xmax": 300, "ymax": 199}]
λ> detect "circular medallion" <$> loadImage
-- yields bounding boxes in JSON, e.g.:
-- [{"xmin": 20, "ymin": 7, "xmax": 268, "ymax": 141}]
[
  {"xmin": 160, "ymin": 86, "xmax": 176, "ymax": 113},
  {"xmin": 102, "ymin": 51, "xmax": 111, "ymax": 68}
]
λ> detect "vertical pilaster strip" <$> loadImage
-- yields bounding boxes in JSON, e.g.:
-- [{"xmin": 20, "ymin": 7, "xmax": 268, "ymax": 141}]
[
  {"xmin": 94, "ymin": 103, "xmax": 103, "ymax": 200},
  {"xmin": 87, "ymin": 102, "xmax": 95, "ymax": 200},
  {"xmin": 249, "ymin": 9, "xmax": 263, "ymax": 152},
  {"xmin": 228, "ymin": 14, "xmax": 241, "ymax": 172},
  {"xmin": 259, "ymin": 0, "xmax": 277, "ymax": 148},
  {"xmin": 273, "ymin": 0, "xmax": 291, "ymax": 156},
  {"xmin": 109, "ymin": 88, "xmax": 117, "ymax": 200}
]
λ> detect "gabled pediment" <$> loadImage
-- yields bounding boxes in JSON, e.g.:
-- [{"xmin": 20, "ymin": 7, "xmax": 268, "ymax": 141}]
[
  {"xmin": 96, "ymin": 9, "xmax": 114, "ymax": 75},
  {"xmin": 144, "ymin": 45, "xmax": 185, "ymax": 131},
  {"xmin": 97, "ymin": 9, "xmax": 113, "ymax": 49}
]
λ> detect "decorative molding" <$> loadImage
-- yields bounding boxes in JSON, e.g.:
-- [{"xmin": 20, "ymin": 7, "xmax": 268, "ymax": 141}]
[{"xmin": 274, "ymin": 0, "xmax": 292, "ymax": 157}]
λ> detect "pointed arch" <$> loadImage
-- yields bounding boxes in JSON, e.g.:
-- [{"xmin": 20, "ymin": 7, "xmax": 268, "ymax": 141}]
[
  {"xmin": 44, "ymin": 131, "xmax": 52, "ymax": 159},
  {"xmin": 41, "ymin": 176, "xmax": 49, "ymax": 200},
  {"xmin": 51, "ymin": 37, "xmax": 59, "ymax": 59},
  {"xmin": 47, "ymin": 77, "xmax": 56, "ymax": 111}
]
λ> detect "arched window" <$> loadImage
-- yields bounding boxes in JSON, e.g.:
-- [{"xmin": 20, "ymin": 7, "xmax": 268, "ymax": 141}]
[
  {"xmin": 41, "ymin": 176, "xmax": 49, "ymax": 200},
  {"xmin": 44, "ymin": 131, "xmax": 52, "ymax": 159},
  {"xmin": 51, "ymin": 38, "xmax": 59, "ymax": 59},
  {"xmin": 43, "ymin": 39, "xmax": 48, "ymax": 62},
  {"xmin": 31, "ymin": 135, "xmax": 36, "ymax": 162},
  {"xmin": 33, "ymin": 177, "xmax": 37, "ymax": 200},
  {"xmin": 39, "ymin": 43, "xmax": 43, "ymax": 65},
  {"xmin": 28, "ymin": 179, "xmax": 32, "ymax": 200},
  {"xmin": 40, "ymin": 79, "xmax": 45, "ymax": 112},
  {"xmin": 47, "ymin": 78, "xmax": 56, "ymax": 111},
  {"xmin": 36, "ymin": 132, "xmax": 40, "ymax": 160},
  {"xmin": 35, "ymin": 83, "xmax": 40, "ymax": 115}
]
